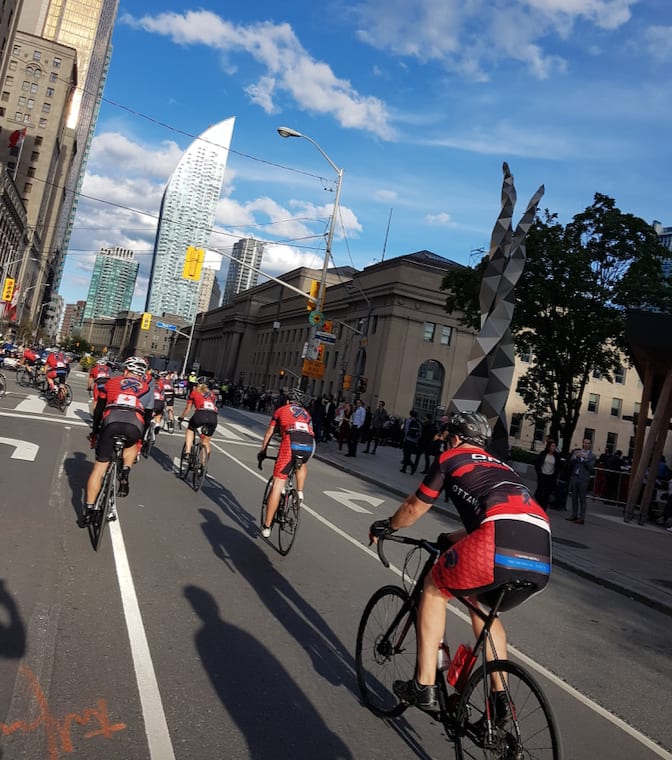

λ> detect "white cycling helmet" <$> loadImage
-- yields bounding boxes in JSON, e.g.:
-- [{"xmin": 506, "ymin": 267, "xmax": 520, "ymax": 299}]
[{"xmin": 124, "ymin": 355, "xmax": 148, "ymax": 376}]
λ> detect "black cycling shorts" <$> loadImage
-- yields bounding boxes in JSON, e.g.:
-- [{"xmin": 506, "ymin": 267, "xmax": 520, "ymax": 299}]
[
  {"xmin": 188, "ymin": 410, "xmax": 217, "ymax": 437},
  {"xmin": 96, "ymin": 421, "xmax": 141, "ymax": 463}
]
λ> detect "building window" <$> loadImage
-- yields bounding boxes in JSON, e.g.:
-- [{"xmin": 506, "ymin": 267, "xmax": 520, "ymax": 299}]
[
  {"xmin": 30, "ymin": 151, "xmax": 39, "ymax": 161},
  {"xmin": 52, "ymin": 57, "xmax": 61, "ymax": 68},
  {"xmin": 49, "ymin": 72, "xmax": 57, "ymax": 82},
  {"xmin": 583, "ymin": 428, "xmax": 595, "ymax": 445},
  {"xmin": 21, "ymin": 80, "xmax": 29, "ymax": 91},
  {"xmin": 30, "ymin": 83, "xmax": 37, "ymax": 93},
  {"xmin": 12, "ymin": 45, "xmax": 20, "ymax": 55},
  {"xmin": 587, "ymin": 393, "xmax": 600, "ymax": 413},
  {"xmin": 611, "ymin": 398, "xmax": 622, "ymax": 417},
  {"xmin": 27, "ymin": 167, "xmax": 35, "ymax": 178},
  {"xmin": 33, "ymin": 51, "xmax": 41, "ymax": 61},
  {"xmin": 8, "ymin": 61, "xmax": 16, "ymax": 71},
  {"xmin": 14, "ymin": 111, "xmax": 22, "ymax": 121},
  {"xmin": 509, "ymin": 413, "xmax": 523, "ymax": 439},
  {"xmin": 23, "ymin": 113, "xmax": 30, "ymax": 123},
  {"xmin": 26, "ymin": 98, "xmax": 34, "ymax": 110},
  {"xmin": 39, "ymin": 118, "xmax": 47, "ymax": 128},
  {"xmin": 6, "ymin": 162, "xmax": 15, "ymax": 173},
  {"xmin": 34, "ymin": 136, "xmax": 42, "ymax": 146},
  {"xmin": 41, "ymin": 102, "xmax": 50, "ymax": 113},
  {"xmin": 440, "ymin": 326, "xmax": 452, "ymax": 346},
  {"xmin": 0, "ymin": 108, "xmax": 5, "ymax": 116},
  {"xmin": 423, "ymin": 322, "xmax": 435, "ymax": 341},
  {"xmin": 1, "ymin": 92, "xmax": 9, "ymax": 102},
  {"xmin": 23, "ymin": 182, "xmax": 32, "ymax": 194},
  {"xmin": 46, "ymin": 87, "xmax": 54, "ymax": 98},
  {"xmin": 18, "ymin": 96, "xmax": 25, "ymax": 105},
  {"xmin": 534, "ymin": 419, "xmax": 545, "ymax": 443},
  {"xmin": 614, "ymin": 366, "xmax": 626, "ymax": 385},
  {"xmin": 606, "ymin": 432, "xmax": 618, "ymax": 451},
  {"xmin": 5, "ymin": 75, "xmax": 13, "ymax": 86}
]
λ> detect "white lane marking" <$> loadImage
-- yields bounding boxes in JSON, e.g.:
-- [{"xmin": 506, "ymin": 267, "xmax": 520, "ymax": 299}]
[
  {"xmin": 109, "ymin": 520, "xmax": 176, "ymax": 760},
  {"xmin": 226, "ymin": 422, "xmax": 262, "ymax": 440},
  {"xmin": 0, "ymin": 408, "xmax": 89, "ymax": 427},
  {"xmin": 212, "ymin": 443, "xmax": 672, "ymax": 760},
  {"xmin": 324, "ymin": 488, "xmax": 383, "ymax": 513},
  {"xmin": 0, "ymin": 436, "xmax": 39, "ymax": 460},
  {"xmin": 14, "ymin": 396, "xmax": 46, "ymax": 414}
]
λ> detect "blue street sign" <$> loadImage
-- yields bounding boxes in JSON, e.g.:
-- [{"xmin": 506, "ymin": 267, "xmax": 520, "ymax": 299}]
[{"xmin": 156, "ymin": 321, "xmax": 177, "ymax": 331}]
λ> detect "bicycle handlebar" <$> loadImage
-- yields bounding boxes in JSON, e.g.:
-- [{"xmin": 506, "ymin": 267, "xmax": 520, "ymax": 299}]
[
  {"xmin": 373, "ymin": 533, "xmax": 441, "ymax": 569},
  {"xmin": 257, "ymin": 452, "xmax": 278, "ymax": 470}
]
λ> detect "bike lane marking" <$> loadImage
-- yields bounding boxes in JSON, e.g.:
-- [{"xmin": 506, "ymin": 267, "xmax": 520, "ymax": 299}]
[
  {"xmin": 213, "ymin": 443, "xmax": 672, "ymax": 760},
  {"xmin": 0, "ymin": 436, "xmax": 39, "ymax": 460},
  {"xmin": 109, "ymin": 520, "xmax": 176, "ymax": 760}
]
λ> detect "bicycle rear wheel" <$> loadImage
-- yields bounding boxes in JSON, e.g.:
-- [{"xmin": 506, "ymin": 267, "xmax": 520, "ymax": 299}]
[
  {"xmin": 355, "ymin": 585, "xmax": 417, "ymax": 718},
  {"xmin": 192, "ymin": 445, "xmax": 208, "ymax": 491},
  {"xmin": 455, "ymin": 660, "xmax": 562, "ymax": 760},
  {"xmin": 178, "ymin": 444, "xmax": 190, "ymax": 479},
  {"xmin": 92, "ymin": 464, "xmax": 115, "ymax": 551},
  {"xmin": 63, "ymin": 384, "xmax": 73, "ymax": 406},
  {"xmin": 278, "ymin": 490, "xmax": 300, "ymax": 555},
  {"xmin": 141, "ymin": 427, "xmax": 153, "ymax": 459}
]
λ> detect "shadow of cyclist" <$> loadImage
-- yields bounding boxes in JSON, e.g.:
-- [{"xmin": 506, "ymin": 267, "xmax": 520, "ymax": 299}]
[
  {"xmin": 184, "ymin": 584, "xmax": 352, "ymax": 760},
  {"xmin": 0, "ymin": 579, "xmax": 25, "ymax": 659},
  {"xmin": 61, "ymin": 450, "xmax": 90, "ymax": 525}
]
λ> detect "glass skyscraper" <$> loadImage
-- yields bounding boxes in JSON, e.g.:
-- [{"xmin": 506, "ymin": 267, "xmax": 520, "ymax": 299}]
[
  {"xmin": 145, "ymin": 118, "xmax": 235, "ymax": 322},
  {"xmin": 222, "ymin": 238, "xmax": 265, "ymax": 305},
  {"xmin": 83, "ymin": 246, "xmax": 138, "ymax": 319}
]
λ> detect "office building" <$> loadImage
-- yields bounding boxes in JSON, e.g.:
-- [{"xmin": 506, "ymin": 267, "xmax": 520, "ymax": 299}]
[
  {"xmin": 197, "ymin": 267, "xmax": 221, "ymax": 313},
  {"xmin": 19, "ymin": 0, "xmax": 120, "ymax": 295},
  {"xmin": 222, "ymin": 237, "xmax": 265, "ymax": 304},
  {"xmin": 145, "ymin": 117, "xmax": 235, "ymax": 322},
  {"xmin": 61, "ymin": 299, "xmax": 86, "ymax": 336},
  {"xmin": 83, "ymin": 246, "xmax": 138, "ymax": 319}
]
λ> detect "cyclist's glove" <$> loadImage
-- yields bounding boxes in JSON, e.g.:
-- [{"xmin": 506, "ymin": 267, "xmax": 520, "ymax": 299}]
[
  {"xmin": 369, "ymin": 518, "xmax": 397, "ymax": 541},
  {"xmin": 257, "ymin": 449, "xmax": 266, "ymax": 469},
  {"xmin": 437, "ymin": 532, "xmax": 455, "ymax": 554}
]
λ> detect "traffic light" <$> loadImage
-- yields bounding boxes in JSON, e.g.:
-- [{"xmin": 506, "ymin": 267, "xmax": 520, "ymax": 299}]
[
  {"xmin": 306, "ymin": 280, "xmax": 319, "ymax": 311},
  {"xmin": 316, "ymin": 344, "xmax": 325, "ymax": 362},
  {"xmin": 141, "ymin": 312, "xmax": 152, "ymax": 330},
  {"xmin": 182, "ymin": 246, "xmax": 205, "ymax": 281},
  {"xmin": 279, "ymin": 369, "xmax": 285, "ymax": 379},
  {"xmin": 342, "ymin": 374, "xmax": 351, "ymax": 391},
  {"xmin": 357, "ymin": 377, "xmax": 368, "ymax": 393},
  {"xmin": 323, "ymin": 320, "xmax": 333, "ymax": 333},
  {"xmin": 2, "ymin": 277, "xmax": 15, "ymax": 302}
]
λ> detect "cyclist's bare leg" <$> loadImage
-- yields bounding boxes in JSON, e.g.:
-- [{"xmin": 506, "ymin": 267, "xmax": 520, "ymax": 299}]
[
  {"xmin": 86, "ymin": 460, "xmax": 108, "ymax": 504},
  {"xmin": 263, "ymin": 476, "xmax": 286, "ymax": 528},
  {"xmin": 122, "ymin": 446, "xmax": 137, "ymax": 469},
  {"xmin": 416, "ymin": 573, "xmax": 450, "ymax": 686},
  {"xmin": 295, "ymin": 462, "xmax": 307, "ymax": 492},
  {"xmin": 184, "ymin": 427, "xmax": 194, "ymax": 454},
  {"xmin": 201, "ymin": 435, "xmax": 212, "ymax": 456}
]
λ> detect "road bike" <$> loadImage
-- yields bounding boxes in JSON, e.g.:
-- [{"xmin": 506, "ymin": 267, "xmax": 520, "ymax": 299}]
[
  {"xmin": 86, "ymin": 434, "xmax": 126, "ymax": 551},
  {"xmin": 140, "ymin": 418, "xmax": 157, "ymax": 459},
  {"xmin": 258, "ymin": 454, "xmax": 302, "ymax": 556},
  {"xmin": 161, "ymin": 408, "xmax": 175, "ymax": 434},
  {"xmin": 0, "ymin": 370, "xmax": 6, "ymax": 398},
  {"xmin": 178, "ymin": 419, "xmax": 209, "ymax": 491},
  {"xmin": 16, "ymin": 364, "xmax": 46, "ymax": 391},
  {"xmin": 356, "ymin": 533, "xmax": 562, "ymax": 760}
]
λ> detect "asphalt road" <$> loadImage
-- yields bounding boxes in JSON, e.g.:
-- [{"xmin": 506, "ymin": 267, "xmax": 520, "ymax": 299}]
[{"xmin": 0, "ymin": 370, "xmax": 670, "ymax": 759}]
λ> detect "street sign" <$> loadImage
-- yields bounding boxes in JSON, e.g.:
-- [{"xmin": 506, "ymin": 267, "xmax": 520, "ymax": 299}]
[
  {"xmin": 302, "ymin": 358, "xmax": 325, "ymax": 379},
  {"xmin": 308, "ymin": 310, "xmax": 324, "ymax": 327},
  {"xmin": 315, "ymin": 331, "xmax": 336, "ymax": 344},
  {"xmin": 156, "ymin": 321, "xmax": 177, "ymax": 331}
]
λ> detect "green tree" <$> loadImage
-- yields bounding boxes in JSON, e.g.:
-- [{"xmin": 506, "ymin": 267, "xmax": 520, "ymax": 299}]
[{"xmin": 441, "ymin": 194, "xmax": 672, "ymax": 453}]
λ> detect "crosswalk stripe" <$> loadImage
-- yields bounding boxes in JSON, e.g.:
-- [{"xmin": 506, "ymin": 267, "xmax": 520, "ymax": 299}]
[
  {"xmin": 14, "ymin": 396, "xmax": 46, "ymax": 414},
  {"xmin": 226, "ymin": 422, "xmax": 261, "ymax": 441},
  {"xmin": 66, "ymin": 401, "xmax": 91, "ymax": 420}
]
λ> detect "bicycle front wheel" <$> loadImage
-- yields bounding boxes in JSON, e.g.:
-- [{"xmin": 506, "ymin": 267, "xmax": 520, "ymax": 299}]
[
  {"xmin": 63, "ymin": 384, "xmax": 73, "ymax": 406},
  {"xmin": 355, "ymin": 585, "xmax": 417, "ymax": 718},
  {"xmin": 277, "ymin": 491, "xmax": 300, "ymax": 555},
  {"xmin": 192, "ymin": 445, "xmax": 208, "ymax": 491},
  {"xmin": 179, "ymin": 445, "xmax": 190, "ymax": 479},
  {"xmin": 455, "ymin": 659, "xmax": 562, "ymax": 760},
  {"xmin": 260, "ymin": 476, "xmax": 274, "ymax": 532},
  {"xmin": 16, "ymin": 368, "xmax": 30, "ymax": 387}
]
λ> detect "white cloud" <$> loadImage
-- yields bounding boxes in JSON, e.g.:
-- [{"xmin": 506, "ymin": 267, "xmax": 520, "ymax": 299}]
[
  {"xmin": 354, "ymin": 0, "xmax": 635, "ymax": 79},
  {"xmin": 425, "ymin": 212, "xmax": 455, "ymax": 226},
  {"xmin": 373, "ymin": 189, "xmax": 398, "ymax": 202},
  {"xmin": 643, "ymin": 25, "xmax": 672, "ymax": 62},
  {"xmin": 121, "ymin": 11, "xmax": 394, "ymax": 139}
]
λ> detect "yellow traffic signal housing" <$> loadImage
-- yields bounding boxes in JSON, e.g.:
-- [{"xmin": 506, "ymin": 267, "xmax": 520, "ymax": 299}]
[
  {"xmin": 141, "ymin": 312, "xmax": 152, "ymax": 330},
  {"xmin": 2, "ymin": 277, "xmax": 15, "ymax": 302},
  {"xmin": 306, "ymin": 279, "xmax": 319, "ymax": 310},
  {"xmin": 182, "ymin": 246, "xmax": 205, "ymax": 281}
]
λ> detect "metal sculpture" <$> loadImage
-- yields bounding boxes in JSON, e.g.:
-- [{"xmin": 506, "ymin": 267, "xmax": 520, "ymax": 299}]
[{"xmin": 449, "ymin": 163, "xmax": 544, "ymax": 460}]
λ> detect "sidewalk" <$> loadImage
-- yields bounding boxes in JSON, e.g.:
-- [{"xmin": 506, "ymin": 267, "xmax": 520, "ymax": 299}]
[{"xmin": 311, "ymin": 437, "xmax": 672, "ymax": 617}]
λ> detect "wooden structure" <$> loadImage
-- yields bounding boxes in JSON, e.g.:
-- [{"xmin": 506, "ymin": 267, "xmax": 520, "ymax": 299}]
[{"xmin": 624, "ymin": 310, "xmax": 672, "ymax": 522}]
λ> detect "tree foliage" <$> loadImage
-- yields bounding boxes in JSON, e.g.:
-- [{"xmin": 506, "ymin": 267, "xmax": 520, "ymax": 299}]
[{"xmin": 440, "ymin": 194, "xmax": 672, "ymax": 452}]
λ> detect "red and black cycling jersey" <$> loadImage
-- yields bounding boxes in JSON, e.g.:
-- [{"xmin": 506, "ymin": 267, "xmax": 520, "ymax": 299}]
[
  {"xmin": 99, "ymin": 375, "xmax": 151, "ymax": 428},
  {"xmin": 46, "ymin": 351, "xmax": 67, "ymax": 372},
  {"xmin": 89, "ymin": 364, "xmax": 111, "ymax": 383},
  {"xmin": 270, "ymin": 403, "xmax": 314, "ymax": 437},
  {"xmin": 188, "ymin": 388, "xmax": 218, "ymax": 411},
  {"xmin": 23, "ymin": 348, "xmax": 39, "ymax": 364},
  {"xmin": 417, "ymin": 446, "xmax": 547, "ymax": 533}
]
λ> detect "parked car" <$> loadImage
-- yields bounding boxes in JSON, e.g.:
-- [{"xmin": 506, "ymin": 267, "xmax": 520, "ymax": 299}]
[{"xmin": 1, "ymin": 351, "xmax": 19, "ymax": 370}]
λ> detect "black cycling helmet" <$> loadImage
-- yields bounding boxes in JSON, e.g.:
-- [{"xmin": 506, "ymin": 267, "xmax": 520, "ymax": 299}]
[
  {"xmin": 287, "ymin": 387, "xmax": 306, "ymax": 406},
  {"xmin": 447, "ymin": 411, "xmax": 491, "ymax": 447}
]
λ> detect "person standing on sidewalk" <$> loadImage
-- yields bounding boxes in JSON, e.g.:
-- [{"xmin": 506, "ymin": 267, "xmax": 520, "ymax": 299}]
[
  {"xmin": 346, "ymin": 398, "xmax": 366, "ymax": 456},
  {"xmin": 534, "ymin": 439, "xmax": 561, "ymax": 510},
  {"xmin": 365, "ymin": 400, "xmax": 388, "ymax": 453},
  {"xmin": 567, "ymin": 438, "xmax": 596, "ymax": 524},
  {"xmin": 400, "ymin": 410, "xmax": 421, "ymax": 473}
]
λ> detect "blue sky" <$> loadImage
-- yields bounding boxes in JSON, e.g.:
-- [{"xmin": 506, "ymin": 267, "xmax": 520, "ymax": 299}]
[{"xmin": 62, "ymin": 0, "xmax": 672, "ymax": 311}]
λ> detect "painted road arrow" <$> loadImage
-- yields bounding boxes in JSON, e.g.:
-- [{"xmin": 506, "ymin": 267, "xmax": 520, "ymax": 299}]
[
  {"xmin": 324, "ymin": 489, "xmax": 384, "ymax": 513},
  {"xmin": 0, "ymin": 437, "xmax": 39, "ymax": 461}
]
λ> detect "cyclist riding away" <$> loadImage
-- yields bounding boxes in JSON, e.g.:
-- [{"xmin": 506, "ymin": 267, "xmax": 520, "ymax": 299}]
[
  {"xmin": 179, "ymin": 380, "xmax": 218, "ymax": 459},
  {"xmin": 161, "ymin": 371, "xmax": 176, "ymax": 431},
  {"xmin": 87, "ymin": 359, "xmax": 111, "ymax": 401},
  {"xmin": 151, "ymin": 371, "xmax": 166, "ymax": 433},
  {"xmin": 369, "ymin": 411, "xmax": 551, "ymax": 715},
  {"xmin": 257, "ymin": 387, "xmax": 315, "ymax": 538},
  {"xmin": 84, "ymin": 356, "xmax": 152, "ymax": 522},
  {"xmin": 45, "ymin": 349, "xmax": 68, "ymax": 395},
  {"xmin": 20, "ymin": 345, "xmax": 41, "ymax": 379}
]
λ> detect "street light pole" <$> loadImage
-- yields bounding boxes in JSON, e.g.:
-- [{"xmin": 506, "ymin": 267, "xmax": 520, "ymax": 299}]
[{"xmin": 277, "ymin": 127, "xmax": 344, "ymax": 389}]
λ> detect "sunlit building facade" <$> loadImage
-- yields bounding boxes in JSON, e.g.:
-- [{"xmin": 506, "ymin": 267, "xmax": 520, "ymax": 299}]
[
  {"xmin": 83, "ymin": 246, "xmax": 138, "ymax": 319},
  {"xmin": 222, "ymin": 237, "xmax": 265, "ymax": 304},
  {"xmin": 145, "ymin": 117, "xmax": 235, "ymax": 322}
]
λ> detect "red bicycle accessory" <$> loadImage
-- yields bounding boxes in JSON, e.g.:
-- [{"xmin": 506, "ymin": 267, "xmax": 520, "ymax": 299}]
[{"xmin": 447, "ymin": 643, "xmax": 473, "ymax": 688}]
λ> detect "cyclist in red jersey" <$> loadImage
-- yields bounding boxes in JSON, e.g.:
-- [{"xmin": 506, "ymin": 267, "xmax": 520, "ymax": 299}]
[
  {"xmin": 45, "ymin": 349, "xmax": 68, "ymax": 393},
  {"xmin": 369, "ymin": 411, "xmax": 551, "ymax": 714},
  {"xmin": 87, "ymin": 359, "xmax": 111, "ymax": 402},
  {"xmin": 19, "ymin": 346, "xmax": 41, "ymax": 380},
  {"xmin": 257, "ymin": 387, "xmax": 315, "ymax": 538},
  {"xmin": 83, "ymin": 356, "xmax": 152, "ymax": 523},
  {"xmin": 160, "ymin": 372, "xmax": 176, "ymax": 431},
  {"xmin": 179, "ymin": 381, "xmax": 218, "ymax": 458}
]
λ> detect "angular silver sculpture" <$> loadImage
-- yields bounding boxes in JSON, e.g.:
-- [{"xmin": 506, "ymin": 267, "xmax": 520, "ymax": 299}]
[{"xmin": 450, "ymin": 163, "xmax": 544, "ymax": 460}]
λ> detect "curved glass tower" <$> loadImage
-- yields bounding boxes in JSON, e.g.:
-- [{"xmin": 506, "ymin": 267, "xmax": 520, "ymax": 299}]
[{"xmin": 145, "ymin": 117, "xmax": 235, "ymax": 321}]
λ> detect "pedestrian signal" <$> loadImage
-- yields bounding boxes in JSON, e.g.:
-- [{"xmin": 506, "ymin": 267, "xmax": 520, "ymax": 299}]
[
  {"xmin": 306, "ymin": 280, "xmax": 319, "ymax": 311},
  {"xmin": 182, "ymin": 246, "xmax": 205, "ymax": 281},
  {"xmin": 2, "ymin": 277, "xmax": 15, "ymax": 302},
  {"xmin": 141, "ymin": 312, "xmax": 152, "ymax": 330}
]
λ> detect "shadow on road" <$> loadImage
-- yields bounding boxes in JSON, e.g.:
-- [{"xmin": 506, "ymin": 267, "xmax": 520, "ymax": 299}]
[
  {"xmin": 0, "ymin": 579, "xmax": 25, "ymax": 659},
  {"xmin": 62, "ymin": 450, "xmax": 90, "ymax": 525},
  {"xmin": 184, "ymin": 584, "xmax": 353, "ymax": 759}
]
